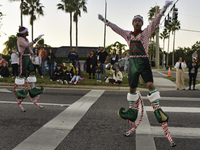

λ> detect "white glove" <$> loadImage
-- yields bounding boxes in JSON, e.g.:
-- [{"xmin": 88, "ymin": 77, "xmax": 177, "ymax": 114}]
[
  {"xmin": 98, "ymin": 14, "xmax": 105, "ymax": 22},
  {"xmin": 165, "ymin": 0, "xmax": 173, "ymax": 8},
  {"xmin": 33, "ymin": 34, "xmax": 44, "ymax": 43},
  {"xmin": 98, "ymin": 14, "xmax": 109, "ymax": 25}
]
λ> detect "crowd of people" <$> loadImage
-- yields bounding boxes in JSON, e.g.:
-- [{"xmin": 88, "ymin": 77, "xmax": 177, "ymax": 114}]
[{"xmin": 1, "ymin": 46, "xmax": 200, "ymax": 88}]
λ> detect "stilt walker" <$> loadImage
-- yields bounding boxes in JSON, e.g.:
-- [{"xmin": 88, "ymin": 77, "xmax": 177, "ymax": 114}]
[
  {"xmin": 14, "ymin": 26, "xmax": 45, "ymax": 112},
  {"xmin": 98, "ymin": 0, "xmax": 176, "ymax": 147}
]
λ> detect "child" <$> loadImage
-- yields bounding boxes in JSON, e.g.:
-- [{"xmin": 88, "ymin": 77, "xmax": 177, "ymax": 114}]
[
  {"xmin": 109, "ymin": 65, "xmax": 123, "ymax": 85},
  {"xmin": 51, "ymin": 64, "xmax": 63, "ymax": 84},
  {"xmin": 69, "ymin": 66, "xmax": 83, "ymax": 84},
  {"xmin": 96, "ymin": 61, "xmax": 103, "ymax": 82},
  {"xmin": 63, "ymin": 66, "xmax": 74, "ymax": 84},
  {"xmin": 0, "ymin": 62, "xmax": 10, "ymax": 78}
]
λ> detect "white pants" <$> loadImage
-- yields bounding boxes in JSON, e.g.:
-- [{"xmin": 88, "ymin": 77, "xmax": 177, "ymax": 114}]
[{"xmin": 71, "ymin": 75, "xmax": 83, "ymax": 82}]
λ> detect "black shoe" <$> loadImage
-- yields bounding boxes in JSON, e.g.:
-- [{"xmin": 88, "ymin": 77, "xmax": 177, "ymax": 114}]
[
  {"xmin": 89, "ymin": 76, "xmax": 91, "ymax": 79},
  {"xmin": 177, "ymin": 88, "xmax": 179, "ymax": 90},
  {"xmin": 193, "ymin": 88, "xmax": 196, "ymax": 90},
  {"xmin": 93, "ymin": 76, "xmax": 95, "ymax": 79},
  {"xmin": 183, "ymin": 89, "xmax": 185, "ymax": 90},
  {"xmin": 188, "ymin": 88, "xmax": 191, "ymax": 90}
]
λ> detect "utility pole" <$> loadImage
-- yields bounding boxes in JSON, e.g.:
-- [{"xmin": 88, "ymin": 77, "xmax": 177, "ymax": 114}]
[
  {"xmin": 155, "ymin": 6, "xmax": 160, "ymax": 69},
  {"xmin": 103, "ymin": 0, "xmax": 107, "ymax": 50}
]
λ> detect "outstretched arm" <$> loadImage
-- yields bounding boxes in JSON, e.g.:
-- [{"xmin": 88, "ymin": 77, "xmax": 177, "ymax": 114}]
[
  {"xmin": 98, "ymin": 14, "xmax": 131, "ymax": 42},
  {"xmin": 145, "ymin": 0, "xmax": 173, "ymax": 38}
]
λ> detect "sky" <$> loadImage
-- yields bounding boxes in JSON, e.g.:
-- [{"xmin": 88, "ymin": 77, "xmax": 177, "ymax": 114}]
[{"xmin": 0, "ymin": 0, "xmax": 200, "ymax": 54}]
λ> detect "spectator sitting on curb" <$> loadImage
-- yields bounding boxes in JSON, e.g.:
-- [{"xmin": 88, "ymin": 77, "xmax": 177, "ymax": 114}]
[
  {"xmin": 0, "ymin": 53, "xmax": 6, "ymax": 70},
  {"xmin": 0, "ymin": 62, "xmax": 10, "ymax": 78},
  {"xmin": 106, "ymin": 65, "xmax": 123, "ymax": 85},
  {"xmin": 51, "ymin": 64, "xmax": 63, "ymax": 84},
  {"xmin": 63, "ymin": 65, "xmax": 74, "ymax": 84},
  {"xmin": 69, "ymin": 66, "xmax": 83, "ymax": 85}
]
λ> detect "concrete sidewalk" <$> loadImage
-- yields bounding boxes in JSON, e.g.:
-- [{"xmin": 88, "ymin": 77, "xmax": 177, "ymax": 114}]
[{"xmin": 0, "ymin": 77, "xmax": 176, "ymax": 91}]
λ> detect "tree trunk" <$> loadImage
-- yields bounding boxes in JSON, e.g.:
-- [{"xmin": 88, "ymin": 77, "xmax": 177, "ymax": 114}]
[
  {"xmin": 20, "ymin": 0, "xmax": 24, "ymax": 26},
  {"xmin": 172, "ymin": 31, "xmax": 176, "ymax": 67},
  {"xmin": 162, "ymin": 39, "xmax": 165, "ymax": 69},
  {"xmin": 76, "ymin": 19, "xmax": 78, "ymax": 52},
  {"xmin": 32, "ymin": 23, "xmax": 33, "ymax": 41},
  {"xmin": 167, "ymin": 31, "xmax": 170, "ymax": 66},
  {"xmin": 31, "ymin": 9, "xmax": 34, "ymax": 41},
  {"xmin": 70, "ymin": 12, "xmax": 72, "ymax": 51}
]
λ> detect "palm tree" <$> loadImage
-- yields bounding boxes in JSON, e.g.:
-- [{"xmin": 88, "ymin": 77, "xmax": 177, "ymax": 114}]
[
  {"xmin": 160, "ymin": 28, "xmax": 169, "ymax": 68},
  {"xmin": 166, "ymin": 23, "xmax": 172, "ymax": 67},
  {"xmin": 9, "ymin": 0, "xmax": 24, "ymax": 26},
  {"xmin": 3, "ymin": 35, "xmax": 17, "ymax": 55},
  {"xmin": 22, "ymin": 0, "xmax": 44, "ymax": 41},
  {"xmin": 73, "ymin": 0, "xmax": 87, "ymax": 52},
  {"xmin": 171, "ymin": 19, "xmax": 181, "ymax": 66},
  {"xmin": 148, "ymin": 6, "xmax": 160, "ymax": 40},
  {"xmin": 57, "ymin": 0, "xmax": 76, "ymax": 51},
  {"xmin": 112, "ymin": 41, "xmax": 127, "ymax": 59}
]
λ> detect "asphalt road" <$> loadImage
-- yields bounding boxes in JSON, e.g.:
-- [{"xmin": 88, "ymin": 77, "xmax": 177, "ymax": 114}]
[{"xmin": 0, "ymin": 86, "xmax": 200, "ymax": 150}]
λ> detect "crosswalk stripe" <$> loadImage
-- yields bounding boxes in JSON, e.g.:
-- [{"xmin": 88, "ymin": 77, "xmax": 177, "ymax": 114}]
[
  {"xmin": 151, "ymin": 127, "xmax": 200, "ymax": 139},
  {"xmin": 145, "ymin": 106, "xmax": 200, "ymax": 113},
  {"xmin": 136, "ymin": 107, "xmax": 156, "ymax": 150},
  {"xmin": 0, "ymin": 88, "xmax": 12, "ymax": 93},
  {"xmin": 142, "ymin": 97, "xmax": 200, "ymax": 101},
  {"xmin": 0, "ymin": 101, "xmax": 70, "ymax": 107},
  {"xmin": 13, "ymin": 90, "xmax": 105, "ymax": 150}
]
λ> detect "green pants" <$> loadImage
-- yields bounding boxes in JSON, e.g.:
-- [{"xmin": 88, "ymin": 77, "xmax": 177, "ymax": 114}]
[
  {"xmin": 21, "ymin": 56, "xmax": 34, "ymax": 77},
  {"xmin": 128, "ymin": 57, "xmax": 153, "ymax": 88}
]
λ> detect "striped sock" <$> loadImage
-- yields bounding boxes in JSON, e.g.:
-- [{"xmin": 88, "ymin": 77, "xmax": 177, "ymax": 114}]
[
  {"xmin": 129, "ymin": 92, "xmax": 137, "ymax": 108},
  {"xmin": 149, "ymin": 89, "xmax": 160, "ymax": 107},
  {"xmin": 149, "ymin": 88, "xmax": 157, "ymax": 94}
]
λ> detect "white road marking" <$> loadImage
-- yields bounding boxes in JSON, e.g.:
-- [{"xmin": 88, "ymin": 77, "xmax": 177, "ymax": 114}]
[
  {"xmin": 157, "ymin": 71, "xmax": 168, "ymax": 77},
  {"xmin": 13, "ymin": 90, "xmax": 105, "ymax": 150},
  {"xmin": 0, "ymin": 88, "xmax": 12, "ymax": 93},
  {"xmin": 136, "ymin": 107, "xmax": 156, "ymax": 150},
  {"xmin": 136, "ymin": 104, "xmax": 200, "ymax": 150},
  {"xmin": 0, "ymin": 101, "xmax": 71, "ymax": 107},
  {"xmin": 145, "ymin": 106, "xmax": 200, "ymax": 113},
  {"xmin": 142, "ymin": 97, "xmax": 200, "ymax": 101},
  {"xmin": 151, "ymin": 127, "xmax": 200, "ymax": 139}
]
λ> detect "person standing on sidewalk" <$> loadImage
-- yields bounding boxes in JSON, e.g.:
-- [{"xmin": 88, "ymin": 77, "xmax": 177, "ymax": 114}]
[
  {"xmin": 99, "ymin": 47, "xmax": 109, "ymax": 80},
  {"xmin": 10, "ymin": 49, "xmax": 19, "ymax": 77},
  {"xmin": 98, "ymin": 0, "xmax": 172, "ymax": 126},
  {"xmin": 188, "ymin": 57, "xmax": 198, "ymax": 90},
  {"xmin": 68, "ymin": 48, "xmax": 78, "ymax": 68},
  {"xmin": 174, "ymin": 57, "xmax": 187, "ymax": 90},
  {"xmin": 38, "ymin": 45, "xmax": 47, "ymax": 76},
  {"xmin": 47, "ymin": 49, "xmax": 56, "ymax": 79}
]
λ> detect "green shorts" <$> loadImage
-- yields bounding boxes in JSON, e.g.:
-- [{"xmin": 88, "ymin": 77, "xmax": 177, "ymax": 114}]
[{"xmin": 128, "ymin": 57, "xmax": 153, "ymax": 88}]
